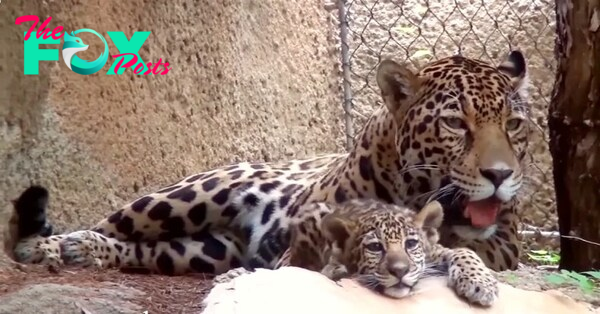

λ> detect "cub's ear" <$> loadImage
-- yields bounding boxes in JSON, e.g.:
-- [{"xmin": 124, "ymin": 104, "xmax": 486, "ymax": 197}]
[
  {"xmin": 322, "ymin": 212, "xmax": 357, "ymax": 247},
  {"xmin": 376, "ymin": 59, "xmax": 422, "ymax": 116},
  {"xmin": 497, "ymin": 50, "xmax": 529, "ymax": 96},
  {"xmin": 414, "ymin": 200, "xmax": 444, "ymax": 230}
]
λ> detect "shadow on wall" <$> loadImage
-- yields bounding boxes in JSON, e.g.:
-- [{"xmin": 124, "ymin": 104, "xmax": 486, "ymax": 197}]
[{"xmin": 0, "ymin": 1, "xmax": 343, "ymax": 241}]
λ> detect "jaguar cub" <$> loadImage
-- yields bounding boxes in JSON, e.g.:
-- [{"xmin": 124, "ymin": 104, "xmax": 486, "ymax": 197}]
[{"xmin": 272, "ymin": 199, "xmax": 497, "ymax": 306}]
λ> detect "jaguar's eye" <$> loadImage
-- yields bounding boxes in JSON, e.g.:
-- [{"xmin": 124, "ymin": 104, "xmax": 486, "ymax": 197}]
[
  {"xmin": 441, "ymin": 116, "xmax": 468, "ymax": 130},
  {"xmin": 365, "ymin": 242, "xmax": 384, "ymax": 252},
  {"xmin": 506, "ymin": 118, "xmax": 522, "ymax": 131},
  {"xmin": 404, "ymin": 239, "xmax": 419, "ymax": 249}
]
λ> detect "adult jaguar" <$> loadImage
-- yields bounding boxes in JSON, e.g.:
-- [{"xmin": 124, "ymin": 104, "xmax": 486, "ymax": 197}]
[{"xmin": 8, "ymin": 51, "xmax": 530, "ymax": 275}]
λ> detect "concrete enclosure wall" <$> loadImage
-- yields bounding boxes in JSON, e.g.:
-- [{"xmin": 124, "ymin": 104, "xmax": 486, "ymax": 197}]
[{"xmin": 0, "ymin": 0, "xmax": 343, "ymax": 266}]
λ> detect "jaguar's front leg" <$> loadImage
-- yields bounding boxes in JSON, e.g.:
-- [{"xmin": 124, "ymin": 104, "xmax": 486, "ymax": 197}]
[{"xmin": 429, "ymin": 244, "xmax": 499, "ymax": 307}]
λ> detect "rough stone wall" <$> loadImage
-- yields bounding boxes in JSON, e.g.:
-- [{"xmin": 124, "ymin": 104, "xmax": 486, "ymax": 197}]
[{"xmin": 0, "ymin": 0, "xmax": 343, "ymax": 266}]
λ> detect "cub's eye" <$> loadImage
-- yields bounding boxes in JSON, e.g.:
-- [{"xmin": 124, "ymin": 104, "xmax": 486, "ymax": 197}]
[
  {"xmin": 365, "ymin": 242, "xmax": 384, "ymax": 252},
  {"xmin": 404, "ymin": 239, "xmax": 419, "ymax": 249},
  {"xmin": 441, "ymin": 116, "xmax": 468, "ymax": 130},
  {"xmin": 506, "ymin": 118, "xmax": 522, "ymax": 131}
]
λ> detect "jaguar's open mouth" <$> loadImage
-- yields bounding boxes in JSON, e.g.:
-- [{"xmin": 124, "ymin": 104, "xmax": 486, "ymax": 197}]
[
  {"xmin": 463, "ymin": 196, "xmax": 502, "ymax": 228},
  {"xmin": 435, "ymin": 178, "xmax": 501, "ymax": 229}
]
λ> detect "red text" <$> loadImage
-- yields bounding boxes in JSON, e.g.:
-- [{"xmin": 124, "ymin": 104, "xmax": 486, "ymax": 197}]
[
  {"xmin": 15, "ymin": 15, "xmax": 64, "ymax": 41},
  {"xmin": 112, "ymin": 53, "xmax": 171, "ymax": 75}
]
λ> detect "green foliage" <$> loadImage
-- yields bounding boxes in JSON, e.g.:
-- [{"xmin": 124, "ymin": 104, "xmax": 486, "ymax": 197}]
[
  {"xmin": 545, "ymin": 270, "xmax": 600, "ymax": 294},
  {"xmin": 527, "ymin": 249, "xmax": 600, "ymax": 294},
  {"xmin": 527, "ymin": 249, "xmax": 561, "ymax": 265}
]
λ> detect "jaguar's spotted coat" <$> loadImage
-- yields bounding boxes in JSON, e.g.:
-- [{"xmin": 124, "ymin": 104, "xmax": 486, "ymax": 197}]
[{"xmin": 8, "ymin": 51, "xmax": 530, "ymax": 275}]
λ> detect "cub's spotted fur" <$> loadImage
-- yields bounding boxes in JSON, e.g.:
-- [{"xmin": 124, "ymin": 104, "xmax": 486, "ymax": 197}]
[
  {"xmin": 216, "ymin": 199, "xmax": 498, "ymax": 306},
  {"xmin": 7, "ymin": 51, "xmax": 530, "ymax": 276}
]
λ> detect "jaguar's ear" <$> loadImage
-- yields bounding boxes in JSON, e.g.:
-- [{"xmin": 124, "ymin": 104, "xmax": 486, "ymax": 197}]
[
  {"xmin": 414, "ymin": 200, "xmax": 444, "ymax": 230},
  {"xmin": 497, "ymin": 50, "xmax": 529, "ymax": 98},
  {"xmin": 322, "ymin": 212, "xmax": 357, "ymax": 247},
  {"xmin": 376, "ymin": 59, "xmax": 422, "ymax": 117}
]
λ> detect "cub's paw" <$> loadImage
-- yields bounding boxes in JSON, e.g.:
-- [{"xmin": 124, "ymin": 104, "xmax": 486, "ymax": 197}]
[{"xmin": 320, "ymin": 263, "xmax": 349, "ymax": 282}]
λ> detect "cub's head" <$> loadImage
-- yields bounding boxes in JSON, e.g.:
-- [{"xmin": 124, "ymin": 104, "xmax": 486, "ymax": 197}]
[
  {"xmin": 321, "ymin": 200, "xmax": 444, "ymax": 298},
  {"xmin": 376, "ymin": 51, "xmax": 530, "ymax": 240}
]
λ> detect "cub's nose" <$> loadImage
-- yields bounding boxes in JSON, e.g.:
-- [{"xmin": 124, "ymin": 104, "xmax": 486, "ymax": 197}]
[
  {"xmin": 479, "ymin": 168, "xmax": 513, "ymax": 188},
  {"xmin": 387, "ymin": 264, "xmax": 409, "ymax": 279}
]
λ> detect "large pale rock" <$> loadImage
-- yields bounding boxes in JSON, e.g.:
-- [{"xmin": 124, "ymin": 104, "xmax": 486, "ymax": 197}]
[{"xmin": 202, "ymin": 267, "xmax": 596, "ymax": 314}]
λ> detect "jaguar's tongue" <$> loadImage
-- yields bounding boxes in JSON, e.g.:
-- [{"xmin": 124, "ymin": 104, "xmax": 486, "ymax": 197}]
[{"xmin": 464, "ymin": 197, "xmax": 501, "ymax": 228}]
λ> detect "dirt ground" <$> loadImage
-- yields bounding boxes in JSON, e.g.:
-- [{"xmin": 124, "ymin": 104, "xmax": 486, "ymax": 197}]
[
  {"xmin": 0, "ymin": 265, "xmax": 214, "ymax": 314},
  {"xmin": 494, "ymin": 265, "xmax": 600, "ymax": 308},
  {"xmin": 0, "ymin": 263, "xmax": 597, "ymax": 314}
]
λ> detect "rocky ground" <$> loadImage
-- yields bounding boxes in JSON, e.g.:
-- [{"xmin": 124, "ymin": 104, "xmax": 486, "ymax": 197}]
[
  {"xmin": 0, "ymin": 263, "xmax": 597, "ymax": 314},
  {"xmin": 495, "ymin": 265, "xmax": 600, "ymax": 308},
  {"xmin": 0, "ymin": 265, "xmax": 214, "ymax": 314}
]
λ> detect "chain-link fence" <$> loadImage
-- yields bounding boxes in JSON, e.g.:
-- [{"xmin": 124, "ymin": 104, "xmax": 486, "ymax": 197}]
[{"xmin": 331, "ymin": 0, "xmax": 559, "ymax": 250}]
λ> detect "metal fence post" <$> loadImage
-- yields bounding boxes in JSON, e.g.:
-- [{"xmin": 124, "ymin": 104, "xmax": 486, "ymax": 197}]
[{"xmin": 336, "ymin": 0, "xmax": 355, "ymax": 151}]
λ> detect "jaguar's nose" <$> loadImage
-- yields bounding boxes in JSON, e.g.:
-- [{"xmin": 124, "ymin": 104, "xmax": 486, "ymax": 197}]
[{"xmin": 479, "ymin": 168, "xmax": 513, "ymax": 188}]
